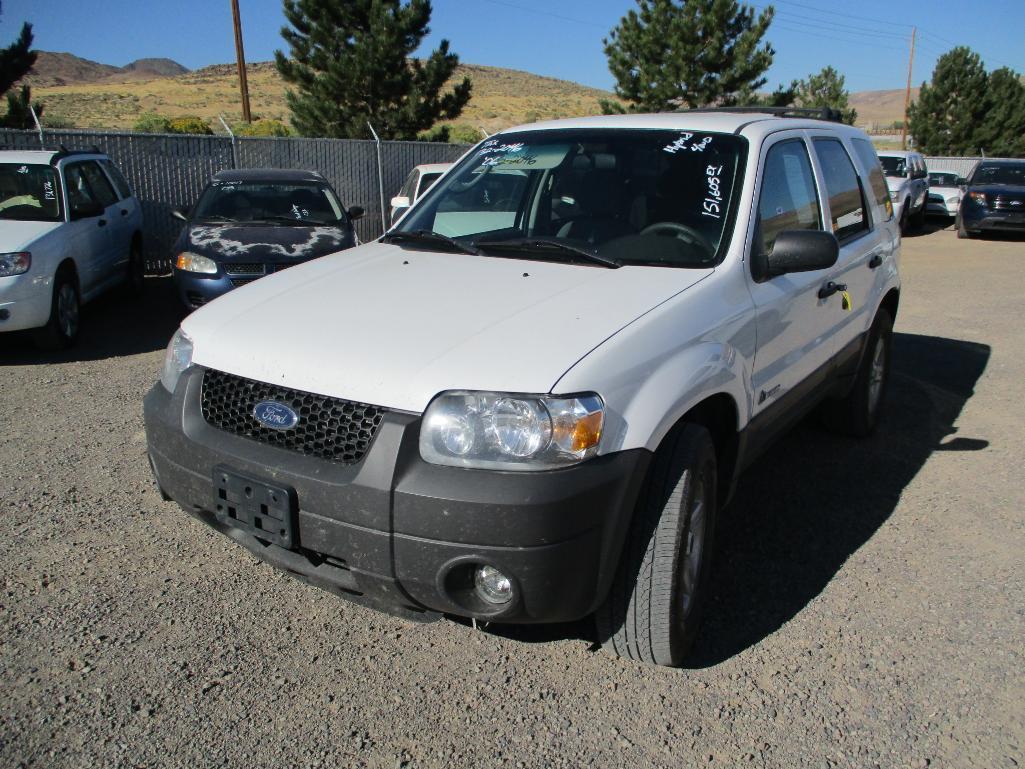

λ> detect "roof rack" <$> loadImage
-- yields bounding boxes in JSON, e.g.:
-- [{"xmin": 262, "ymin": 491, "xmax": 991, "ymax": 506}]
[{"xmin": 676, "ymin": 106, "xmax": 845, "ymax": 123}]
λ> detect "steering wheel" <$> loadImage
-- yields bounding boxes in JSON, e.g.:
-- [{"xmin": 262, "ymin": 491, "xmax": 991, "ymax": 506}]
[{"xmin": 640, "ymin": 221, "xmax": 714, "ymax": 256}]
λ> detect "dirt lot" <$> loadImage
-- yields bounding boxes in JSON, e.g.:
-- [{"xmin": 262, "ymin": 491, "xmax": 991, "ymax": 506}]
[{"xmin": 1, "ymin": 223, "xmax": 1023, "ymax": 769}]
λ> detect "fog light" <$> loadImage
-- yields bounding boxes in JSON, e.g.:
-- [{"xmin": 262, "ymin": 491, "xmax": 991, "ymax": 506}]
[{"xmin": 474, "ymin": 565, "xmax": 513, "ymax": 605}]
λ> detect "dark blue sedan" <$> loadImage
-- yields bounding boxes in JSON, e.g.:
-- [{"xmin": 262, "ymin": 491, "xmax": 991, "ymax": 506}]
[{"xmin": 171, "ymin": 169, "xmax": 363, "ymax": 309}]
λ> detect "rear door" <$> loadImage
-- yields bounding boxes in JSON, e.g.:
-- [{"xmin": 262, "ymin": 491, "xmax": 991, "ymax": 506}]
[
  {"xmin": 79, "ymin": 161, "xmax": 128, "ymax": 281},
  {"xmin": 746, "ymin": 131, "xmax": 837, "ymax": 420}
]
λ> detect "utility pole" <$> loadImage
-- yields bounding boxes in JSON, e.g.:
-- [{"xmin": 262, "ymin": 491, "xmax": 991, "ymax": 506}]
[
  {"xmin": 901, "ymin": 26, "xmax": 916, "ymax": 150},
  {"xmin": 231, "ymin": 0, "xmax": 252, "ymax": 123}
]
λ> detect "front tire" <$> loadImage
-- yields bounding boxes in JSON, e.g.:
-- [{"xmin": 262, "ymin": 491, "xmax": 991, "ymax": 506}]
[
  {"xmin": 956, "ymin": 214, "xmax": 977, "ymax": 239},
  {"xmin": 595, "ymin": 423, "xmax": 717, "ymax": 667},
  {"xmin": 33, "ymin": 270, "xmax": 80, "ymax": 350},
  {"xmin": 126, "ymin": 238, "xmax": 145, "ymax": 297},
  {"xmin": 899, "ymin": 200, "xmax": 910, "ymax": 234},
  {"xmin": 821, "ymin": 308, "xmax": 893, "ymax": 437}
]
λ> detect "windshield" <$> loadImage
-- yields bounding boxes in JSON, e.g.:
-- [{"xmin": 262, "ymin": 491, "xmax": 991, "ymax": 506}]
[
  {"xmin": 971, "ymin": 163, "xmax": 1025, "ymax": 186},
  {"xmin": 928, "ymin": 172, "xmax": 959, "ymax": 187},
  {"xmin": 394, "ymin": 128, "xmax": 744, "ymax": 267},
  {"xmin": 0, "ymin": 163, "xmax": 62, "ymax": 222},
  {"xmin": 878, "ymin": 156, "xmax": 907, "ymax": 178},
  {"xmin": 192, "ymin": 180, "xmax": 346, "ymax": 224}
]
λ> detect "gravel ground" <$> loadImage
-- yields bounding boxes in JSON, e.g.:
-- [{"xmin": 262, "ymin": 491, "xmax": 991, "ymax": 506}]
[{"xmin": 1, "ymin": 223, "xmax": 1023, "ymax": 769}]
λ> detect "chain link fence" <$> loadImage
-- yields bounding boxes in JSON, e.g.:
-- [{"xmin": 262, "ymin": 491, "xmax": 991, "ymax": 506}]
[{"xmin": 0, "ymin": 128, "xmax": 468, "ymax": 272}]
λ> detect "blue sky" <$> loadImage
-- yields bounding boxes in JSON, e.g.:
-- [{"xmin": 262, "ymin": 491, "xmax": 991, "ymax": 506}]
[{"xmin": 6, "ymin": 0, "xmax": 1024, "ymax": 94}]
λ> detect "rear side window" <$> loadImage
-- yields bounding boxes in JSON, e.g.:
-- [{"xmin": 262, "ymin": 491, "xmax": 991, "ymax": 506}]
[
  {"xmin": 851, "ymin": 138, "xmax": 893, "ymax": 221},
  {"xmin": 757, "ymin": 139, "xmax": 822, "ymax": 254},
  {"xmin": 813, "ymin": 139, "xmax": 869, "ymax": 242},
  {"xmin": 99, "ymin": 159, "xmax": 133, "ymax": 200}
]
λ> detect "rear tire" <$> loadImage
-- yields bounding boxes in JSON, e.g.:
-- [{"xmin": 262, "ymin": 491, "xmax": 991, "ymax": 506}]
[
  {"xmin": 33, "ymin": 269, "xmax": 80, "ymax": 350},
  {"xmin": 821, "ymin": 308, "xmax": 893, "ymax": 437},
  {"xmin": 595, "ymin": 423, "xmax": 717, "ymax": 667}
]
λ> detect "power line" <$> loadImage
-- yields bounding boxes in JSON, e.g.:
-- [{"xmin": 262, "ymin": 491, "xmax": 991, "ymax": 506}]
[
  {"xmin": 769, "ymin": 11, "xmax": 907, "ymax": 42},
  {"xmin": 769, "ymin": 21, "xmax": 907, "ymax": 54}
]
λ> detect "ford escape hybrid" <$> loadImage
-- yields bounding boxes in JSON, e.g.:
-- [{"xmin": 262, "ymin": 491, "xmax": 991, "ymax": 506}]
[{"xmin": 144, "ymin": 108, "xmax": 901, "ymax": 667}]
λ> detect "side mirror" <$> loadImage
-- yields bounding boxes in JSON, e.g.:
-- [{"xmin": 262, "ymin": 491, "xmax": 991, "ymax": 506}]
[
  {"xmin": 957, "ymin": 177, "xmax": 968, "ymax": 187},
  {"xmin": 390, "ymin": 195, "xmax": 410, "ymax": 211},
  {"xmin": 347, "ymin": 205, "xmax": 365, "ymax": 221},
  {"xmin": 70, "ymin": 201, "xmax": 104, "ymax": 220},
  {"xmin": 757, "ymin": 230, "xmax": 839, "ymax": 280},
  {"xmin": 171, "ymin": 208, "xmax": 188, "ymax": 222}
]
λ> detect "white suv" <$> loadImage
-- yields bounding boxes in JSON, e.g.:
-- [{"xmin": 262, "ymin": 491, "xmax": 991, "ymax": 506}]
[
  {"xmin": 145, "ymin": 109, "xmax": 901, "ymax": 667},
  {"xmin": 0, "ymin": 149, "xmax": 144, "ymax": 348},
  {"xmin": 877, "ymin": 149, "xmax": 929, "ymax": 233}
]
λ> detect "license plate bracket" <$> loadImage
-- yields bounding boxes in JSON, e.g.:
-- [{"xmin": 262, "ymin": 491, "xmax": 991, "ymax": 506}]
[{"xmin": 213, "ymin": 466, "xmax": 297, "ymax": 549}]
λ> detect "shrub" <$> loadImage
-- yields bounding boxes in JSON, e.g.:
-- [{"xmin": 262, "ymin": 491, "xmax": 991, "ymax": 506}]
[
  {"xmin": 133, "ymin": 112, "xmax": 171, "ymax": 133},
  {"xmin": 447, "ymin": 124, "xmax": 484, "ymax": 144},
  {"xmin": 167, "ymin": 116, "xmax": 213, "ymax": 135},
  {"xmin": 236, "ymin": 119, "xmax": 292, "ymax": 137}
]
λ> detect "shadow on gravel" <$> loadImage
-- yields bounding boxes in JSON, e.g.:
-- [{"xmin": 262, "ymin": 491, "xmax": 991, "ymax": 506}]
[
  {"xmin": 486, "ymin": 333, "xmax": 991, "ymax": 665},
  {"xmin": 689, "ymin": 331, "xmax": 991, "ymax": 668},
  {"xmin": 0, "ymin": 276, "xmax": 184, "ymax": 364}
]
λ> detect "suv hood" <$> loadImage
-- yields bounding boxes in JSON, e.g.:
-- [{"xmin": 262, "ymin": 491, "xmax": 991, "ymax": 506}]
[
  {"xmin": 184, "ymin": 222, "xmax": 354, "ymax": 263},
  {"xmin": 183, "ymin": 241, "xmax": 712, "ymax": 412},
  {"xmin": 0, "ymin": 220, "xmax": 61, "ymax": 251}
]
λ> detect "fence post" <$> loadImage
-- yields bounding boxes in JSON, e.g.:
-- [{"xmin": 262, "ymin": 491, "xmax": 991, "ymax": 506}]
[
  {"xmin": 219, "ymin": 115, "xmax": 238, "ymax": 169},
  {"xmin": 367, "ymin": 121, "xmax": 387, "ymax": 233},
  {"xmin": 28, "ymin": 105, "xmax": 44, "ymax": 148}
]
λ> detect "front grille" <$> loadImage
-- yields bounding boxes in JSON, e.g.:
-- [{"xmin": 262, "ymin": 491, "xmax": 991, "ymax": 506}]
[
  {"xmin": 200, "ymin": 369, "xmax": 386, "ymax": 464},
  {"xmin": 229, "ymin": 277, "xmax": 259, "ymax": 287},
  {"xmin": 993, "ymin": 196, "xmax": 1025, "ymax": 211},
  {"xmin": 224, "ymin": 263, "xmax": 266, "ymax": 275}
]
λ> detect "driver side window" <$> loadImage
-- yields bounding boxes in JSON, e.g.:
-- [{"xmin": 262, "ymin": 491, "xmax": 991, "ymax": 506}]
[{"xmin": 757, "ymin": 140, "xmax": 822, "ymax": 256}]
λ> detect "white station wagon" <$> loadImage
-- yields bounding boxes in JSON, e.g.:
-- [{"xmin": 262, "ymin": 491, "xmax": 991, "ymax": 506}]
[
  {"xmin": 0, "ymin": 149, "xmax": 144, "ymax": 348},
  {"xmin": 146, "ymin": 108, "xmax": 901, "ymax": 667}
]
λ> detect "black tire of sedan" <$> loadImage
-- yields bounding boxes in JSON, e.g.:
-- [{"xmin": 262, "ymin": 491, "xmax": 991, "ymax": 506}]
[
  {"xmin": 899, "ymin": 200, "xmax": 910, "ymax": 234},
  {"xmin": 33, "ymin": 269, "xmax": 80, "ymax": 350},
  {"xmin": 821, "ymin": 308, "xmax": 893, "ymax": 437},
  {"xmin": 911, "ymin": 203, "xmax": 925, "ymax": 230},
  {"xmin": 595, "ymin": 423, "xmax": 717, "ymax": 667}
]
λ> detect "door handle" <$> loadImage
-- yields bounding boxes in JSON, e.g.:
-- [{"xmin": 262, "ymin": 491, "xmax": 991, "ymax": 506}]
[
  {"xmin": 868, "ymin": 253, "xmax": 883, "ymax": 269},
  {"xmin": 818, "ymin": 281, "xmax": 846, "ymax": 299},
  {"xmin": 97, "ymin": 219, "xmax": 107, "ymax": 227},
  {"xmin": 120, "ymin": 209, "xmax": 129, "ymax": 216}
]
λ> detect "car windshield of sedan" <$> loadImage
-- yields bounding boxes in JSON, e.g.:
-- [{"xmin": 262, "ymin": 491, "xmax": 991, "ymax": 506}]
[
  {"xmin": 392, "ymin": 128, "xmax": 744, "ymax": 267},
  {"xmin": 878, "ymin": 156, "xmax": 908, "ymax": 178},
  {"xmin": 0, "ymin": 163, "xmax": 62, "ymax": 222},
  {"xmin": 972, "ymin": 164, "xmax": 1025, "ymax": 186},
  {"xmin": 192, "ymin": 181, "xmax": 346, "ymax": 225},
  {"xmin": 928, "ymin": 172, "xmax": 959, "ymax": 187}
]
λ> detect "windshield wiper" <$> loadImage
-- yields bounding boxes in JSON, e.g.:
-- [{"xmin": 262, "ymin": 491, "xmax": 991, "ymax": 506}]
[
  {"xmin": 475, "ymin": 237, "xmax": 621, "ymax": 269},
  {"xmin": 381, "ymin": 229, "xmax": 480, "ymax": 255},
  {"xmin": 259, "ymin": 215, "xmax": 331, "ymax": 226},
  {"xmin": 196, "ymin": 215, "xmax": 240, "ymax": 224}
]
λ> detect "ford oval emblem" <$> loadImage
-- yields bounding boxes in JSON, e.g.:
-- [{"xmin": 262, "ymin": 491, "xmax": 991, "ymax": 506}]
[{"xmin": 253, "ymin": 401, "xmax": 299, "ymax": 430}]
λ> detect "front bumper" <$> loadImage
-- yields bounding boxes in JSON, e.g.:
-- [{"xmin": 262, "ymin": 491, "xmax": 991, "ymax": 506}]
[
  {"xmin": 961, "ymin": 208, "xmax": 1025, "ymax": 232},
  {"xmin": 0, "ymin": 273, "xmax": 52, "ymax": 332},
  {"xmin": 144, "ymin": 368, "xmax": 650, "ymax": 623}
]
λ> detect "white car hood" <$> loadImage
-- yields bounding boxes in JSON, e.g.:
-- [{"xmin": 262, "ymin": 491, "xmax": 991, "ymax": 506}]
[
  {"xmin": 0, "ymin": 220, "xmax": 61, "ymax": 251},
  {"xmin": 183, "ymin": 241, "xmax": 712, "ymax": 412}
]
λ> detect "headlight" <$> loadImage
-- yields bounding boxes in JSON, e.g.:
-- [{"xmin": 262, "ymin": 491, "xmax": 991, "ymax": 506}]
[
  {"xmin": 947, "ymin": 196, "xmax": 960, "ymax": 207},
  {"xmin": 968, "ymin": 191, "xmax": 988, "ymax": 206},
  {"xmin": 160, "ymin": 329, "xmax": 193, "ymax": 393},
  {"xmin": 176, "ymin": 251, "xmax": 218, "ymax": 274},
  {"xmin": 0, "ymin": 252, "xmax": 30, "ymax": 277},
  {"xmin": 419, "ymin": 391, "xmax": 604, "ymax": 470}
]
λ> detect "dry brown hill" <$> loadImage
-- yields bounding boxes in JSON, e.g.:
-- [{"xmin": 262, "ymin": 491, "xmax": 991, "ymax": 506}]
[
  {"xmin": 21, "ymin": 51, "xmax": 189, "ymax": 88},
  {"xmin": 26, "ymin": 50, "xmax": 914, "ymax": 134}
]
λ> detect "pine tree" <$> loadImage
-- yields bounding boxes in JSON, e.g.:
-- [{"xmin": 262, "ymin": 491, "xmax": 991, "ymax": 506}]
[
  {"xmin": 979, "ymin": 67, "xmax": 1025, "ymax": 157},
  {"xmin": 908, "ymin": 47, "xmax": 989, "ymax": 155},
  {"xmin": 274, "ymin": 0, "xmax": 471, "ymax": 139},
  {"xmin": 0, "ymin": 1, "xmax": 36, "ymax": 96},
  {"xmin": 601, "ymin": 0, "xmax": 775, "ymax": 113},
  {"xmin": 0, "ymin": 1, "xmax": 39, "ymax": 129},
  {"xmin": 794, "ymin": 66, "xmax": 857, "ymax": 124}
]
